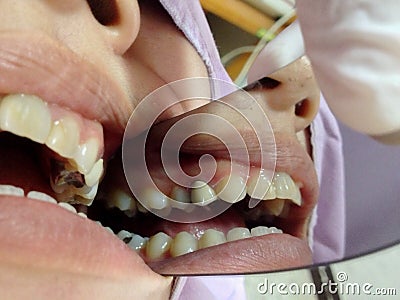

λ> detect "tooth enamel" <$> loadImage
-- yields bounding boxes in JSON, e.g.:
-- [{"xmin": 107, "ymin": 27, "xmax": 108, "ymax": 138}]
[
  {"xmin": 45, "ymin": 116, "xmax": 80, "ymax": 159},
  {"xmin": 117, "ymin": 230, "xmax": 132, "ymax": 241},
  {"xmin": 105, "ymin": 188, "xmax": 136, "ymax": 211},
  {"xmin": 247, "ymin": 170, "xmax": 275, "ymax": 200},
  {"xmin": 170, "ymin": 231, "xmax": 198, "ymax": 257},
  {"xmin": 0, "ymin": 184, "xmax": 24, "ymax": 197},
  {"xmin": 146, "ymin": 232, "xmax": 172, "ymax": 260},
  {"xmin": 77, "ymin": 212, "xmax": 87, "ymax": 218},
  {"xmin": 190, "ymin": 181, "xmax": 217, "ymax": 206},
  {"xmin": 214, "ymin": 175, "xmax": 247, "ymax": 203},
  {"xmin": 140, "ymin": 188, "xmax": 168, "ymax": 210},
  {"xmin": 273, "ymin": 172, "xmax": 302, "ymax": 205},
  {"xmin": 27, "ymin": 191, "xmax": 57, "ymax": 204},
  {"xmin": 72, "ymin": 138, "xmax": 99, "ymax": 175},
  {"xmin": 263, "ymin": 199, "xmax": 286, "ymax": 216},
  {"xmin": 76, "ymin": 182, "xmax": 98, "ymax": 200},
  {"xmin": 198, "ymin": 229, "xmax": 226, "ymax": 249},
  {"xmin": 84, "ymin": 159, "xmax": 103, "ymax": 187},
  {"xmin": 251, "ymin": 226, "xmax": 283, "ymax": 237},
  {"xmin": 128, "ymin": 234, "xmax": 148, "ymax": 252},
  {"xmin": 58, "ymin": 202, "xmax": 77, "ymax": 213},
  {"xmin": 226, "ymin": 227, "xmax": 251, "ymax": 242},
  {"xmin": 171, "ymin": 186, "xmax": 190, "ymax": 203},
  {"xmin": 0, "ymin": 94, "xmax": 51, "ymax": 143}
]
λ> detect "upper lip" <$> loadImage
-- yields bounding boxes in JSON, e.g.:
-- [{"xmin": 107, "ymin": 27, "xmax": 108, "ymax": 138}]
[{"xmin": 0, "ymin": 30, "xmax": 131, "ymax": 157}]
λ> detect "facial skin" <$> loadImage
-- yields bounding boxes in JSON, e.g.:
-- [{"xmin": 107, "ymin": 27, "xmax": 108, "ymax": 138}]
[{"xmin": 0, "ymin": 0, "xmax": 320, "ymax": 299}]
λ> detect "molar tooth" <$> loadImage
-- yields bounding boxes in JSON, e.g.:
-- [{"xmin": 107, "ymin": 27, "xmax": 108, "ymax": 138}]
[
  {"xmin": 198, "ymin": 229, "xmax": 226, "ymax": 249},
  {"xmin": 247, "ymin": 170, "xmax": 275, "ymax": 200},
  {"xmin": 73, "ymin": 138, "xmax": 100, "ymax": 175},
  {"xmin": 273, "ymin": 172, "xmax": 302, "ymax": 205},
  {"xmin": 0, "ymin": 94, "xmax": 51, "ymax": 143},
  {"xmin": 45, "ymin": 116, "xmax": 80, "ymax": 159},
  {"xmin": 251, "ymin": 226, "xmax": 283, "ymax": 237},
  {"xmin": 27, "ymin": 191, "xmax": 57, "ymax": 204},
  {"xmin": 140, "ymin": 188, "xmax": 168, "ymax": 210},
  {"xmin": 84, "ymin": 159, "xmax": 103, "ymax": 187},
  {"xmin": 170, "ymin": 231, "xmax": 198, "ymax": 257},
  {"xmin": 214, "ymin": 175, "xmax": 247, "ymax": 203},
  {"xmin": 226, "ymin": 227, "xmax": 251, "ymax": 242},
  {"xmin": 263, "ymin": 199, "xmax": 286, "ymax": 216},
  {"xmin": 58, "ymin": 202, "xmax": 77, "ymax": 214},
  {"xmin": 146, "ymin": 232, "xmax": 172, "ymax": 260},
  {"xmin": 190, "ymin": 181, "xmax": 217, "ymax": 206},
  {"xmin": 0, "ymin": 184, "xmax": 24, "ymax": 197}
]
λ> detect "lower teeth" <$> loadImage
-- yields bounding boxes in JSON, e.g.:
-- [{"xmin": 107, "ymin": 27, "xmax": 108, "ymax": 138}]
[{"xmin": 116, "ymin": 225, "xmax": 283, "ymax": 261}]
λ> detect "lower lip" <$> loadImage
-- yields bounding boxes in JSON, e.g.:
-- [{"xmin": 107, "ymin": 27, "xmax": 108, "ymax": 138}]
[{"xmin": 0, "ymin": 195, "xmax": 312, "ymax": 277}]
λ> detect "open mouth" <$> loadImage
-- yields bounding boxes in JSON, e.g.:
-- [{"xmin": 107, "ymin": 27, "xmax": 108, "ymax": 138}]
[{"xmin": 0, "ymin": 31, "xmax": 319, "ymax": 276}]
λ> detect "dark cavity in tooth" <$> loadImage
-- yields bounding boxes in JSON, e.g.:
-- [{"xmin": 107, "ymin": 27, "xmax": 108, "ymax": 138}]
[{"xmin": 51, "ymin": 160, "xmax": 85, "ymax": 188}]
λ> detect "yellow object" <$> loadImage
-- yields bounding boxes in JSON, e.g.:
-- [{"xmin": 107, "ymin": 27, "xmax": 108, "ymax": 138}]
[{"xmin": 200, "ymin": 0, "xmax": 275, "ymax": 36}]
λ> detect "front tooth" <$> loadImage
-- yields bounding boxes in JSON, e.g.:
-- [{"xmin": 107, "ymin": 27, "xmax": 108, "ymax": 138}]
[
  {"xmin": 72, "ymin": 138, "xmax": 100, "ymax": 175},
  {"xmin": 45, "ymin": 116, "xmax": 80, "ymax": 159},
  {"xmin": 140, "ymin": 188, "xmax": 168, "ymax": 210},
  {"xmin": 263, "ymin": 199, "xmax": 286, "ymax": 216},
  {"xmin": 226, "ymin": 227, "xmax": 251, "ymax": 242},
  {"xmin": 0, "ymin": 94, "xmax": 51, "ymax": 143},
  {"xmin": 171, "ymin": 186, "xmax": 190, "ymax": 203},
  {"xmin": 190, "ymin": 181, "xmax": 217, "ymax": 206},
  {"xmin": 27, "ymin": 191, "xmax": 57, "ymax": 204},
  {"xmin": 170, "ymin": 231, "xmax": 198, "ymax": 257},
  {"xmin": 247, "ymin": 169, "xmax": 275, "ymax": 200},
  {"xmin": 84, "ymin": 159, "xmax": 103, "ymax": 187},
  {"xmin": 0, "ymin": 185, "xmax": 24, "ymax": 197},
  {"xmin": 75, "ymin": 182, "xmax": 99, "ymax": 205},
  {"xmin": 198, "ymin": 229, "xmax": 226, "ymax": 249},
  {"xmin": 273, "ymin": 172, "xmax": 301, "ymax": 205},
  {"xmin": 146, "ymin": 232, "xmax": 172, "ymax": 260},
  {"xmin": 214, "ymin": 175, "xmax": 247, "ymax": 203}
]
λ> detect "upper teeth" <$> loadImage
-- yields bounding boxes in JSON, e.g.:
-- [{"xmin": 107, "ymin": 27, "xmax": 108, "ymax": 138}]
[
  {"xmin": 0, "ymin": 93, "xmax": 104, "ymax": 205},
  {"xmin": 102, "ymin": 170, "xmax": 302, "ymax": 217}
]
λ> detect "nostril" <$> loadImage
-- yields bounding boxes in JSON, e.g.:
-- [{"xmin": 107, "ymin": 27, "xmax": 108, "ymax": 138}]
[
  {"xmin": 295, "ymin": 99, "xmax": 311, "ymax": 118},
  {"xmin": 87, "ymin": 0, "xmax": 119, "ymax": 26}
]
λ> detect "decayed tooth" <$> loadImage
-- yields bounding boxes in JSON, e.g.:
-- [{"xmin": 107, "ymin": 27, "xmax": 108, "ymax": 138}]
[
  {"xmin": 0, "ymin": 185, "xmax": 24, "ymax": 197},
  {"xmin": 198, "ymin": 229, "xmax": 226, "ymax": 249},
  {"xmin": 58, "ymin": 202, "xmax": 77, "ymax": 213},
  {"xmin": 263, "ymin": 199, "xmax": 286, "ymax": 216},
  {"xmin": 247, "ymin": 170, "xmax": 275, "ymax": 200},
  {"xmin": 45, "ymin": 116, "xmax": 80, "ymax": 159},
  {"xmin": 170, "ymin": 231, "xmax": 198, "ymax": 257},
  {"xmin": 190, "ymin": 181, "xmax": 217, "ymax": 206},
  {"xmin": 84, "ymin": 159, "xmax": 103, "ymax": 187},
  {"xmin": 140, "ymin": 188, "xmax": 168, "ymax": 210},
  {"xmin": 146, "ymin": 232, "xmax": 172, "ymax": 260},
  {"xmin": 27, "ymin": 191, "xmax": 57, "ymax": 204},
  {"xmin": 273, "ymin": 172, "xmax": 301, "ymax": 205},
  {"xmin": 251, "ymin": 226, "xmax": 283, "ymax": 237},
  {"xmin": 214, "ymin": 175, "xmax": 247, "ymax": 203},
  {"xmin": 106, "ymin": 188, "xmax": 137, "ymax": 214},
  {"xmin": 73, "ymin": 138, "xmax": 100, "ymax": 175},
  {"xmin": 0, "ymin": 94, "xmax": 51, "ymax": 143},
  {"xmin": 227, "ymin": 227, "xmax": 251, "ymax": 242}
]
